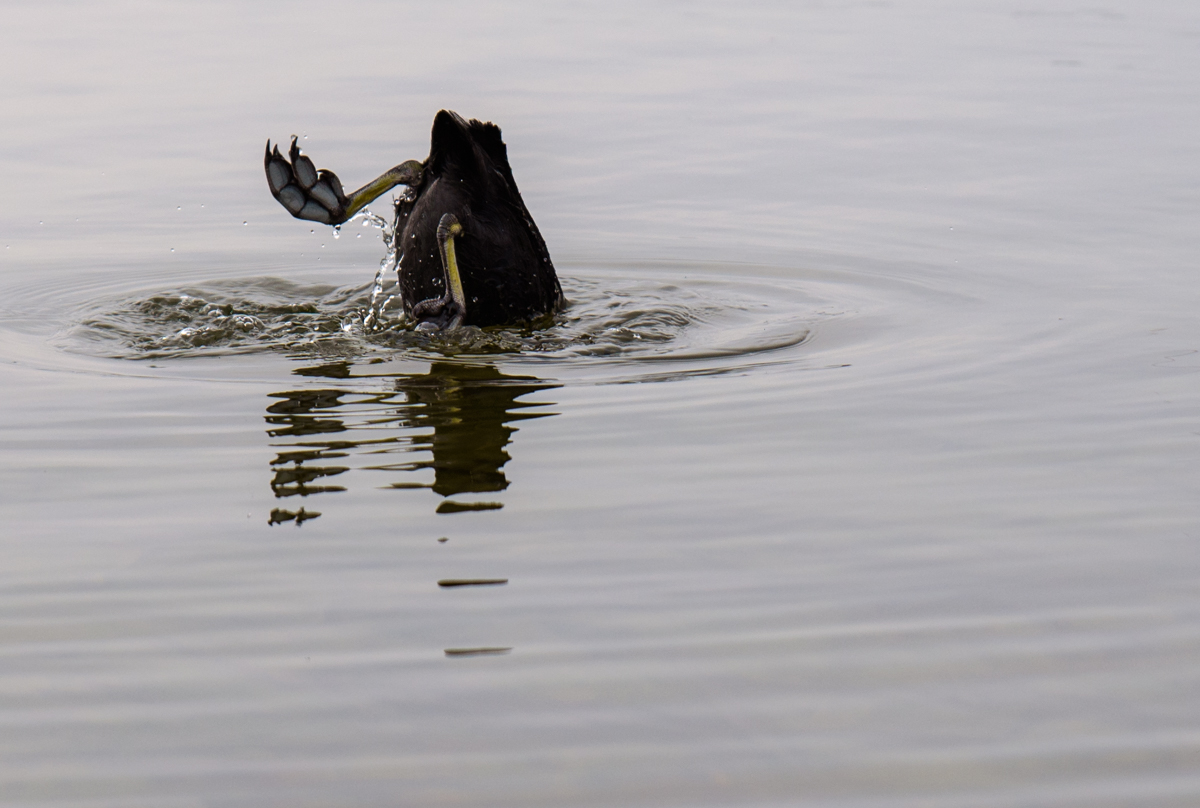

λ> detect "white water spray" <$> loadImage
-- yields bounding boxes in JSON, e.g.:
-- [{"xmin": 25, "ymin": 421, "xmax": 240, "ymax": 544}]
[{"xmin": 357, "ymin": 210, "xmax": 399, "ymax": 332}]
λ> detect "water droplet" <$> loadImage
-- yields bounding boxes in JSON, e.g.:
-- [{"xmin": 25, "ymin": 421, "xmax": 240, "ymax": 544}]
[
  {"xmin": 243, "ymin": 221, "xmax": 248, "ymax": 226},
  {"xmin": 38, "ymin": 221, "xmax": 43, "ymax": 225},
  {"xmin": 200, "ymin": 204, "xmax": 204, "ymax": 208},
  {"xmin": 177, "ymin": 206, "xmax": 181, "ymax": 211},
  {"xmin": 170, "ymin": 248, "xmax": 175, "ymax": 253},
  {"xmin": 356, "ymin": 233, "xmax": 361, "ymax": 238},
  {"xmin": 320, "ymin": 244, "xmax": 325, "ymax": 248}
]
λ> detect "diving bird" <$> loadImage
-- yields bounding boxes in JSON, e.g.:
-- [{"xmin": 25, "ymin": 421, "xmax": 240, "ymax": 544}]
[{"xmin": 265, "ymin": 110, "xmax": 563, "ymax": 329}]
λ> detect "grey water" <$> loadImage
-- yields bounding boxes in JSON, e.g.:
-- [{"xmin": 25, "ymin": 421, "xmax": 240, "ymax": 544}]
[{"xmin": 2, "ymin": 1, "xmax": 1199, "ymax": 805}]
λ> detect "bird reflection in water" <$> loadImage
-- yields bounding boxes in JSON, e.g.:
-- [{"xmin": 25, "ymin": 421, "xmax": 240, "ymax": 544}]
[{"xmin": 264, "ymin": 361, "xmax": 559, "ymax": 525}]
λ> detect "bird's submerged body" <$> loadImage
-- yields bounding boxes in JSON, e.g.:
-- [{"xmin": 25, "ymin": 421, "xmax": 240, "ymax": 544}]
[{"xmin": 265, "ymin": 110, "xmax": 562, "ymax": 329}]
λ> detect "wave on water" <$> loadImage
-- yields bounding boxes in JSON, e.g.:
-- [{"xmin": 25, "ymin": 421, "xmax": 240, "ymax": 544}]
[{"xmin": 64, "ymin": 264, "xmax": 826, "ymax": 377}]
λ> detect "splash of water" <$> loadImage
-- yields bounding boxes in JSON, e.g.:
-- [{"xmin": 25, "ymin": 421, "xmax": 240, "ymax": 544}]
[
  {"xmin": 67, "ymin": 253, "xmax": 822, "ymax": 375},
  {"xmin": 358, "ymin": 210, "xmax": 401, "ymax": 334}
]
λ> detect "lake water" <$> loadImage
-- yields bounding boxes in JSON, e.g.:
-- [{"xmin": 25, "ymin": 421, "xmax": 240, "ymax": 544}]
[{"xmin": 3, "ymin": 1, "xmax": 1199, "ymax": 805}]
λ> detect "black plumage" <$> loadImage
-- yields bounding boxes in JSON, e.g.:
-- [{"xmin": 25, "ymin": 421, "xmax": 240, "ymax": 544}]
[{"xmin": 395, "ymin": 111, "xmax": 562, "ymax": 326}]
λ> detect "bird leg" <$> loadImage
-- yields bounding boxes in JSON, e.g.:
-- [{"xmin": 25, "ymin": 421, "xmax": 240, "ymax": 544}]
[
  {"xmin": 264, "ymin": 137, "xmax": 423, "ymax": 225},
  {"xmin": 412, "ymin": 214, "xmax": 467, "ymax": 330},
  {"xmin": 437, "ymin": 213, "xmax": 466, "ymax": 314}
]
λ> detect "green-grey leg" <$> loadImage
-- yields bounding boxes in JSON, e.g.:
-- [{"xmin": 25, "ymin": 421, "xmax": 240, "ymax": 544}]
[
  {"xmin": 437, "ymin": 213, "xmax": 466, "ymax": 314},
  {"xmin": 412, "ymin": 214, "xmax": 468, "ymax": 330}
]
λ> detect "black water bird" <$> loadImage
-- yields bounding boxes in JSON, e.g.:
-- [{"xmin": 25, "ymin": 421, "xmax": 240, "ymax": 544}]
[{"xmin": 265, "ymin": 110, "xmax": 563, "ymax": 328}]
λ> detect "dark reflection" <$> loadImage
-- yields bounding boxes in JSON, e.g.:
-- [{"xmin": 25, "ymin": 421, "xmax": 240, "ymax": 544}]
[
  {"xmin": 264, "ymin": 361, "xmax": 559, "ymax": 524},
  {"xmin": 268, "ymin": 506, "xmax": 321, "ymax": 525},
  {"xmin": 264, "ymin": 389, "xmax": 351, "ymax": 499}
]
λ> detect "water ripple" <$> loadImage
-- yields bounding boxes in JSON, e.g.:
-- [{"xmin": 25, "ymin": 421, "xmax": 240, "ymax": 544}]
[{"xmin": 62, "ymin": 263, "xmax": 843, "ymax": 382}]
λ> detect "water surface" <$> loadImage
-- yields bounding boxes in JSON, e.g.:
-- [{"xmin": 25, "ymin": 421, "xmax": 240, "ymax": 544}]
[{"xmin": 2, "ymin": 2, "xmax": 1200, "ymax": 806}]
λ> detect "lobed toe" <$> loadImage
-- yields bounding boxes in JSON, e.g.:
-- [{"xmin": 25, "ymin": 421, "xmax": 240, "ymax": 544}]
[
  {"xmin": 293, "ymin": 156, "xmax": 318, "ymax": 189},
  {"xmin": 317, "ymin": 169, "xmax": 345, "ymax": 200},
  {"xmin": 411, "ymin": 297, "xmax": 445, "ymax": 320},
  {"xmin": 288, "ymin": 137, "xmax": 318, "ymax": 188},
  {"xmin": 297, "ymin": 201, "xmax": 332, "ymax": 223},
  {"xmin": 308, "ymin": 180, "xmax": 341, "ymax": 213},
  {"xmin": 266, "ymin": 159, "xmax": 292, "ymax": 195},
  {"xmin": 277, "ymin": 186, "xmax": 306, "ymax": 214}
]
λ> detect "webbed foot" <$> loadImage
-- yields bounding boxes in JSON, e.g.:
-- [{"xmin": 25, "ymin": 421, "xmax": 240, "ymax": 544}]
[{"xmin": 264, "ymin": 137, "xmax": 424, "ymax": 226}]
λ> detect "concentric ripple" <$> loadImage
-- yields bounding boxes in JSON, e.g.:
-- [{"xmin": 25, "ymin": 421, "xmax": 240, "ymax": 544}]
[{"xmin": 61, "ymin": 262, "xmax": 858, "ymax": 381}]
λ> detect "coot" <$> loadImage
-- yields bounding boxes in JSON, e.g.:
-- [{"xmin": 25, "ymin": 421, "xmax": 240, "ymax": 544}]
[{"xmin": 265, "ymin": 110, "xmax": 562, "ymax": 329}]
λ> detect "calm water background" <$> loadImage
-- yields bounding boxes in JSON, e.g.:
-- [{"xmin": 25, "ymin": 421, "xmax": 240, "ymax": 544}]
[{"xmin": 3, "ymin": 1, "xmax": 1200, "ymax": 805}]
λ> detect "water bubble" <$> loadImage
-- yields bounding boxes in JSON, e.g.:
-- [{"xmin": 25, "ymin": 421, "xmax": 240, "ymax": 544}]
[{"xmin": 332, "ymin": 225, "xmax": 341, "ymax": 240}]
